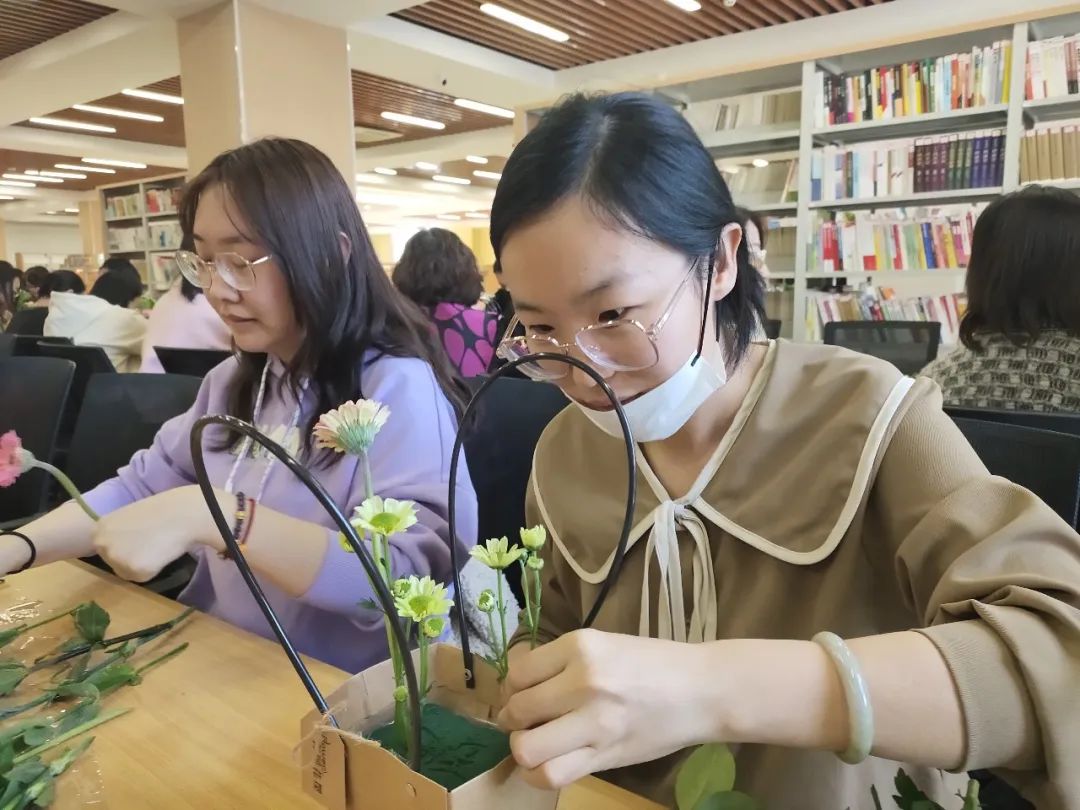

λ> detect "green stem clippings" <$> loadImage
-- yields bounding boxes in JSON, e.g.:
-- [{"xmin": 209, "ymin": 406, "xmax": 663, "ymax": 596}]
[
  {"xmin": 495, "ymin": 574, "xmax": 509, "ymax": 680},
  {"xmin": 530, "ymin": 566, "xmax": 543, "ymax": 649},
  {"xmin": 26, "ymin": 461, "xmax": 99, "ymax": 522}
]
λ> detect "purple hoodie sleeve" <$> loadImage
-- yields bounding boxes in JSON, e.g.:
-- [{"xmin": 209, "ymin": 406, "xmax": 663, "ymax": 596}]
[
  {"xmin": 301, "ymin": 356, "xmax": 478, "ymax": 616},
  {"xmin": 82, "ymin": 363, "xmax": 228, "ymax": 517}
]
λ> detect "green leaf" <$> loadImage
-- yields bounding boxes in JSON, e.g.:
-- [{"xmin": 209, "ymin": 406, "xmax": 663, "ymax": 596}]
[
  {"xmin": 675, "ymin": 744, "xmax": 737, "ymax": 810},
  {"xmin": 892, "ymin": 770, "xmax": 945, "ymax": 810},
  {"xmin": 0, "ymin": 663, "xmax": 28, "ymax": 697},
  {"xmin": 31, "ymin": 781, "xmax": 54, "ymax": 808},
  {"xmin": 0, "ymin": 739, "xmax": 13, "ymax": 773},
  {"xmin": 19, "ymin": 726, "xmax": 53, "ymax": 750},
  {"xmin": 0, "ymin": 627, "xmax": 27, "ymax": 650},
  {"xmin": 693, "ymin": 791, "xmax": 758, "ymax": 810},
  {"xmin": 72, "ymin": 604, "xmax": 109, "ymax": 644},
  {"xmin": 52, "ymin": 683, "xmax": 98, "ymax": 702},
  {"xmin": 57, "ymin": 701, "xmax": 99, "ymax": 735},
  {"xmin": 83, "ymin": 663, "xmax": 138, "ymax": 696},
  {"xmin": 961, "ymin": 780, "xmax": 981, "ymax": 810}
]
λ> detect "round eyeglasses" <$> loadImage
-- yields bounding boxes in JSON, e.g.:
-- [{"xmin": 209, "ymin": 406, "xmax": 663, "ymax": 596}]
[
  {"xmin": 497, "ymin": 263, "xmax": 699, "ymax": 382},
  {"xmin": 174, "ymin": 250, "xmax": 273, "ymax": 292}
]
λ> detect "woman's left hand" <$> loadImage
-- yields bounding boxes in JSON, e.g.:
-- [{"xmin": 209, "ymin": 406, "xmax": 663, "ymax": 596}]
[
  {"xmin": 93, "ymin": 485, "xmax": 227, "ymax": 582},
  {"xmin": 498, "ymin": 628, "xmax": 723, "ymax": 790}
]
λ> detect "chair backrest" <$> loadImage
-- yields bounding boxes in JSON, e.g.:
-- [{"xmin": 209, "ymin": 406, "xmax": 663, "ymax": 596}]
[
  {"xmin": 823, "ymin": 321, "xmax": 942, "ymax": 375},
  {"xmin": 461, "ymin": 376, "xmax": 569, "ymax": 599},
  {"xmin": 5, "ymin": 308, "xmax": 47, "ymax": 337},
  {"xmin": 951, "ymin": 417, "xmax": 1080, "ymax": 529},
  {"xmin": 764, "ymin": 319, "xmax": 782, "ymax": 340},
  {"xmin": 945, "ymin": 406, "xmax": 1080, "ymax": 438},
  {"xmin": 65, "ymin": 373, "xmax": 203, "ymax": 492},
  {"xmin": 10, "ymin": 335, "xmax": 71, "ymax": 358},
  {"xmin": 0, "ymin": 357, "xmax": 74, "ymax": 522},
  {"xmin": 34, "ymin": 342, "xmax": 117, "ymax": 446},
  {"xmin": 0, "ymin": 334, "xmax": 13, "ymax": 358},
  {"xmin": 153, "ymin": 347, "xmax": 232, "ymax": 377}
]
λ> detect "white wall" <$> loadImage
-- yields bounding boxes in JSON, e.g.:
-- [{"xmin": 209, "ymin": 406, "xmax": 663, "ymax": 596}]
[{"xmin": 3, "ymin": 222, "xmax": 82, "ymax": 266}]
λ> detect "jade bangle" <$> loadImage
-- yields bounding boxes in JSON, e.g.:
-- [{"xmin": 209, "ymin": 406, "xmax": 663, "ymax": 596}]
[{"xmin": 813, "ymin": 631, "xmax": 875, "ymax": 765}]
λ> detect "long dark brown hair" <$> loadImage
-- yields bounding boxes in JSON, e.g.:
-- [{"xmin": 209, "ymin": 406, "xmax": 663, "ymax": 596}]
[
  {"xmin": 392, "ymin": 228, "xmax": 483, "ymax": 308},
  {"xmin": 179, "ymin": 138, "xmax": 470, "ymax": 461}
]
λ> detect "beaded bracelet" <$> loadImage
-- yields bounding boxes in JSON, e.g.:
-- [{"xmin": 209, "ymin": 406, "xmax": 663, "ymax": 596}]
[
  {"xmin": 812, "ymin": 631, "xmax": 875, "ymax": 765},
  {"xmin": 220, "ymin": 492, "xmax": 250, "ymax": 560}
]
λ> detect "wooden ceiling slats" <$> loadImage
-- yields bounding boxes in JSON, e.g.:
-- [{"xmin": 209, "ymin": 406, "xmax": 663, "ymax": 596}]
[
  {"xmin": 396, "ymin": 0, "xmax": 892, "ymax": 69},
  {"xmin": 0, "ymin": 0, "xmax": 114, "ymax": 61}
]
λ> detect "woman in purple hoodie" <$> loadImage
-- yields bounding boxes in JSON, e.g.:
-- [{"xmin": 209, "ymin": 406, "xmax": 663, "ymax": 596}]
[{"xmin": 8, "ymin": 138, "xmax": 479, "ymax": 673}]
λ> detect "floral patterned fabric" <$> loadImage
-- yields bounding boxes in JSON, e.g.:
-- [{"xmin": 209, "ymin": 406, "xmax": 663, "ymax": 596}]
[{"xmin": 430, "ymin": 302, "xmax": 498, "ymax": 378}]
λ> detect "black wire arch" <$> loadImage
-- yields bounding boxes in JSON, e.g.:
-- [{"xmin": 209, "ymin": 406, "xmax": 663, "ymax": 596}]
[{"xmin": 448, "ymin": 352, "xmax": 637, "ymax": 688}]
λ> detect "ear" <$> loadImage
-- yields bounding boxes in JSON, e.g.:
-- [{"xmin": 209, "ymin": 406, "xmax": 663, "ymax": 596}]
[
  {"xmin": 710, "ymin": 223, "xmax": 743, "ymax": 301},
  {"xmin": 338, "ymin": 231, "xmax": 352, "ymax": 263}
]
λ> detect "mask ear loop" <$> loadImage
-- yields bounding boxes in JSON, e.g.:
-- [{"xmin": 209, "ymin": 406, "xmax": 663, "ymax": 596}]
[{"xmin": 692, "ymin": 223, "xmax": 742, "ymax": 367}]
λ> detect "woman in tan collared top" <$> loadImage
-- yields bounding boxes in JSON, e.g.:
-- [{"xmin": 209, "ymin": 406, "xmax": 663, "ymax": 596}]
[{"xmin": 491, "ymin": 93, "xmax": 1080, "ymax": 810}]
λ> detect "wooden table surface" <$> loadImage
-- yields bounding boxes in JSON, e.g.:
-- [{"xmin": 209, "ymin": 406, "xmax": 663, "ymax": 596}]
[{"xmin": 0, "ymin": 562, "xmax": 662, "ymax": 810}]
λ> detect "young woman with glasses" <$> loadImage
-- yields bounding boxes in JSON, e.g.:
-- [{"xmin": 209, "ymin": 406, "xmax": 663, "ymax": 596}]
[
  {"xmin": 493, "ymin": 93, "xmax": 1079, "ymax": 808},
  {"xmin": 8, "ymin": 138, "xmax": 478, "ymax": 674}
]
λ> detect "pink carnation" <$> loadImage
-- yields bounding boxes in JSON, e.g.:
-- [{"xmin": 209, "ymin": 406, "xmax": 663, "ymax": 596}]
[{"xmin": 0, "ymin": 431, "xmax": 26, "ymax": 488}]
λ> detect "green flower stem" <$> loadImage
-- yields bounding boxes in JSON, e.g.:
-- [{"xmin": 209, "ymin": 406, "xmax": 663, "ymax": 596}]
[
  {"xmin": 485, "ymin": 611, "xmax": 500, "ymax": 668},
  {"xmin": 417, "ymin": 627, "xmax": 429, "ymax": 698},
  {"xmin": 495, "ymin": 574, "xmax": 509, "ymax": 679},
  {"xmin": 29, "ymin": 461, "xmax": 99, "ymax": 522},
  {"xmin": 22, "ymin": 607, "xmax": 78, "ymax": 634},
  {"xmin": 519, "ymin": 559, "xmax": 533, "ymax": 641},
  {"xmin": 530, "ymin": 568, "xmax": 543, "ymax": 649},
  {"xmin": 13, "ymin": 708, "xmax": 128, "ymax": 765},
  {"xmin": 361, "ymin": 453, "xmax": 374, "ymax": 502},
  {"xmin": 135, "ymin": 642, "xmax": 188, "ymax": 677}
]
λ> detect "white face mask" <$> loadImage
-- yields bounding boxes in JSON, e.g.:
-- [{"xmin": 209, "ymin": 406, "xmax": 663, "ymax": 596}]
[{"xmin": 573, "ymin": 346, "xmax": 728, "ymax": 443}]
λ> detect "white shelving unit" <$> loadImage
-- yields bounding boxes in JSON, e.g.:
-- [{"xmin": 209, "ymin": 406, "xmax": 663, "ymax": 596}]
[
  {"xmin": 99, "ymin": 172, "xmax": 186, "ymax": 295},
  {"xmin": 807, "ymin": 188, "xmax": 1004, "ymax": 210}
]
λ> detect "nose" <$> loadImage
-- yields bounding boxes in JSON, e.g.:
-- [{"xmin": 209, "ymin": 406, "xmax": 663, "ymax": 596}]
[
  {"xmin": 205, "ymin": 276, "xmax": 240, "ymax": 306},
  {"xmin": 568, "ymin": 346, "xmax": 615, "ymax": 389}
]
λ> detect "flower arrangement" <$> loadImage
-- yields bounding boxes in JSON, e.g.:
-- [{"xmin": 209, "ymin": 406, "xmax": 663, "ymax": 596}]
[{"xmin": 0, "ymin": 431, "xmax": 99, "ymax": 521}]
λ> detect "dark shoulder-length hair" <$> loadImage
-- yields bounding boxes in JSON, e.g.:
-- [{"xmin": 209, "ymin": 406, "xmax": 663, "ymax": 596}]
[
  {"xmin": 178, "ymin": 137, "xmax": 469, "ymax": 460},
  {"xmin": 0, "ymin": 261, "xmax": 22, "ymax": 315},
  {"xmin": 489, "ymin": 92, "xmax": 764, "ymax": 361},
  {"xmin": 392, "ymin": 228, "xmax": 483, "ymax": 308},
  {"xmin": 960, "ymin": 185, "xmax": 1080, "ymax": 351}
]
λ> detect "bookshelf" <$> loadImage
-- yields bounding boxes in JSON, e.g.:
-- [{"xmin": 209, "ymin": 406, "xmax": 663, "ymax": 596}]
[
  {"xmin": 807, "ymin": 187, "xmax": 1003, "ymax": 210},
  {"xmin": 99, "ymin": 173, "xmax": 186, "ymax": 295}
]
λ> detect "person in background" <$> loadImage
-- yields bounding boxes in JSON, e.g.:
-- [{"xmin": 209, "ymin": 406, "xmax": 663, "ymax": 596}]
[
  {"xmin": 23, "ymin": 266, "xmax": 50, "ymax": 303},
  {"xmin": 490, "ymin": 93, "xmax": 1078, "ymax": 808},
  {"xmin": 99, "ymin": 257, "xmax": 143, "ymax": 287},
  {"xmin": 6, "ymin": 270, "xmax": 87, "ymax": 336},
  {"xmin": 140, "ymin": 244, "xmax": 233, "ymax": 373},
  {"xmin": 44, "ymin": 272, "xmax": 147, "ymax": 371},
  {"xmin": 392, "ymin": 227, "xmax": 498, "ymax": 377},
  {"xmin": 921, "ymin": 185, "xmax": 1080, "ymax": 412},
  {"xmin": 735, "ymin": 207, "xmax": 770, "ymax": 279},
  {"xmin": 0, "ymin": 262, "xmax": 23, "ymax": 329},
  {"xmin": 11, "ymin": 137, "xmax": 478, "ymax": 674}
]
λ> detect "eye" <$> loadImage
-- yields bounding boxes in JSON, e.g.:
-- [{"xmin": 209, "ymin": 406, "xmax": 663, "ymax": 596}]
[
  {"xmin": 526, "ymin": 323, "xmax": 554, "ymax": 335},
  {"xmin": 598, "ymin": 308, "xmax": 627, "ymax": 323}
]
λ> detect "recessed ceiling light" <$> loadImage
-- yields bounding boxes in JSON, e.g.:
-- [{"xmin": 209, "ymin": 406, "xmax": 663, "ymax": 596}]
[
  {"xmin": 454, "ymin": 99, "xmax": 515, "ymax": 119},
  {"xmin": 380, "ymin": 111, "xmax": 445, "ymax": 130},
  {"xmin": 465, "ymin": 155, "xmax": 489, "ymax": 165},
  {"xmin": 46, "ymin": 211, "xmax": 57, "ymax": 215},
  {"xmin": 415, "ymin": 162, "xmax": 440, "ymax": 172},
  {"xmin": 0, "ymin": 180, "xmax": 35, "ymax": 188},
  {"xmin": 423, "ymin": 183, "xmax": 461, "ymax": 194},
  {"xmin": 473, "ymin": 170, "xmax": 502, "ymax": 181},
  {"xmin": 664, "ymin": 0, "xmax": 702, "ymax": 9},
  {"xmin": 436, "ymin": 214, "xmax": 463, "ymax": 221},
  {"xmin": 56, "ymin": 163, "xmax": 115, "ymax": 174},
  {"xmin": 39, "ymin": 170, "xmax": 87, "ymax": 179},
  {"xmin": 465, "ymin": 212, "xmax": 489, "ymax": 219},
  {"xmin": 432, "ymin": 175, "xmax": 471, "ymax": 186},
  {"xmin": 4, "ymin": 173, "xmax": 61, "ymax": 183},
  {"xmin": 356, "ymin": 173, "xmax": 390, "ymax": 184},
  {"xmin": 29, "ymin": 117, "xmax": 116, "ymax": 134},
  {"xmin": 721, "ymin": 165, "xmax": 741, "ymax": 174},
  {"xmin": 752, "ymin": 158, "xmax": 770, "ymax": 168},
  {"xmin": 72, "ymin": 104, "xmax": 164, "ymax": 123},
  {"xmin": 373, "ymin": 167, "xmax": 398, "ymax": 176},
  {"xmin": 63, "ymin": 208, "xmax": 79, "ymax": 214},
  {"xmin": 479, "ymin": 3, "xmax": 569, "ymax": 42},
  {"xmin": 82, "ymin": 158, "xmax": 147, "ymax": 169},
  {"xmin": 0, "ymin": 196, "xmax": 14, "ymax": 201},
  {"xmin": 121, "ymin": 88, "xmax": 184, "ymax": 105}
]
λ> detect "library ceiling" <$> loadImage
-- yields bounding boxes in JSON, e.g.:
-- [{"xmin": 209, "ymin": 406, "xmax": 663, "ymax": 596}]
[
  {"xmin": 0, "ymin": 148, "xmax": 170, "ymax": 193},
  {"xmin": 0, "ymin": 0, "xmax": 115, "ymax": 61},
  {"xmin": 395, "ymin": 0, "xmax": 895, "ymax": 70}
]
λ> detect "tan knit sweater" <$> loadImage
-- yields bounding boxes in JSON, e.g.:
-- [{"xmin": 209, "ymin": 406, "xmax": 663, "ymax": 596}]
[{"xmin": 516, "ymin": 340, "xmax": 1080, "ymax": 809}]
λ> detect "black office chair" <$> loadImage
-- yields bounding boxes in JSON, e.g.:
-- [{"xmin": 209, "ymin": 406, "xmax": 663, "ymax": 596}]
[
  {"xmin": 0, "ymin": 357, "xmax": 74, "ymax": 527},
  {"xmin": 64, "ymin": 373, "xmax": 203, "ymax": 597},
  {"xmin": 5, "ymin": 308, "xmax": 47, "ymax": 336},
  {"xmin": 0, "ymin": 334, "xmax": 13, "ymax": 358},
  {"xmin": 764, "ymin": 319, "xmax": 782, "ymax": 340},
  {"xmin": 34, "ymin": 343, "xmax": 116, "ymax": 454},
  {"xmin": 10, "ymin": 335, "xmax": 71, "ymax": 357},
  {"xmin": 461, "ymin": 376, "xmax": 569, "ymax": 602},
  {"xmin": 153, "ymin": 347, "xmax": 232, "ymax": 377},
  {"xmin": 823, "ymin": 321, "xmax": 941, "ymax": 375},
  {"xmin": 946, "ymin": 406, "xmax": 1080, "ymax": 438},
  {"xmin": 952, "ymin": 417, "xmax": 1080, "ymax": 529}
]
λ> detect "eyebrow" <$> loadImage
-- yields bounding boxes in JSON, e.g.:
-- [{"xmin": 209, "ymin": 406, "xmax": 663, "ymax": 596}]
[
  {"xmin": 513, "ymin": 272, "xmax": 626, "ymax": 314},
  {"xmin": 191, "ymin": 233, "xmax": 249, "ymax": 247}
]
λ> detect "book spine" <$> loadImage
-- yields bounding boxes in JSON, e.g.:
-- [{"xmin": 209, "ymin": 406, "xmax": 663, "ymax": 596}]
[
  {"xmin": 935, "ymin": 136, "xmax": 948, "ymax": 192},
  {"xmin": 992, "ymin": 130, "xmax": 1005, "ymax": 186}
]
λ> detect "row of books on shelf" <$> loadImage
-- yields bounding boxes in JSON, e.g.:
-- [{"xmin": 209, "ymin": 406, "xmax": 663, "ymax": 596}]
[
  {"xmin": 810, "ymin": 131, "xmax": 1005, "ymax": 201},
  {"xmin": 145, "ymin": 186, "xmax": 181, "ymax": 215},
  {"xmin": 723, "ymin": 159, "xmax": 798, "ymax": 204},
  {"xmin": 1026, "ymin": 35, "xmax": 1080, "ymax": 101},
  {"xmin": 1020, "ymin": 125, "xmax": 1080, "ymax": 183},
  {"xmin": 686, "ymin": 90, "xmax": 801, "ymax": 133},
  {"xmin": 107, "ymin": 226, "xmax": 147, "ymax": 253},
  {"xmin": 814, "ymin": 40, "xmax": 1012, "ymax": 127},
  {"xmin": 105, "ymin": 192, "xmax": 142, "ymax": 220},
  {"xmin": 148, "ymin": 220, "xmax": 183, "ymax": 251},
  {"xmin": 808, "ymin": 205, "xmax": 984, "ymax": 273},
  {"xmin": 806, "ymin": 288, "xmax": 966, "ymax": 344}
]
